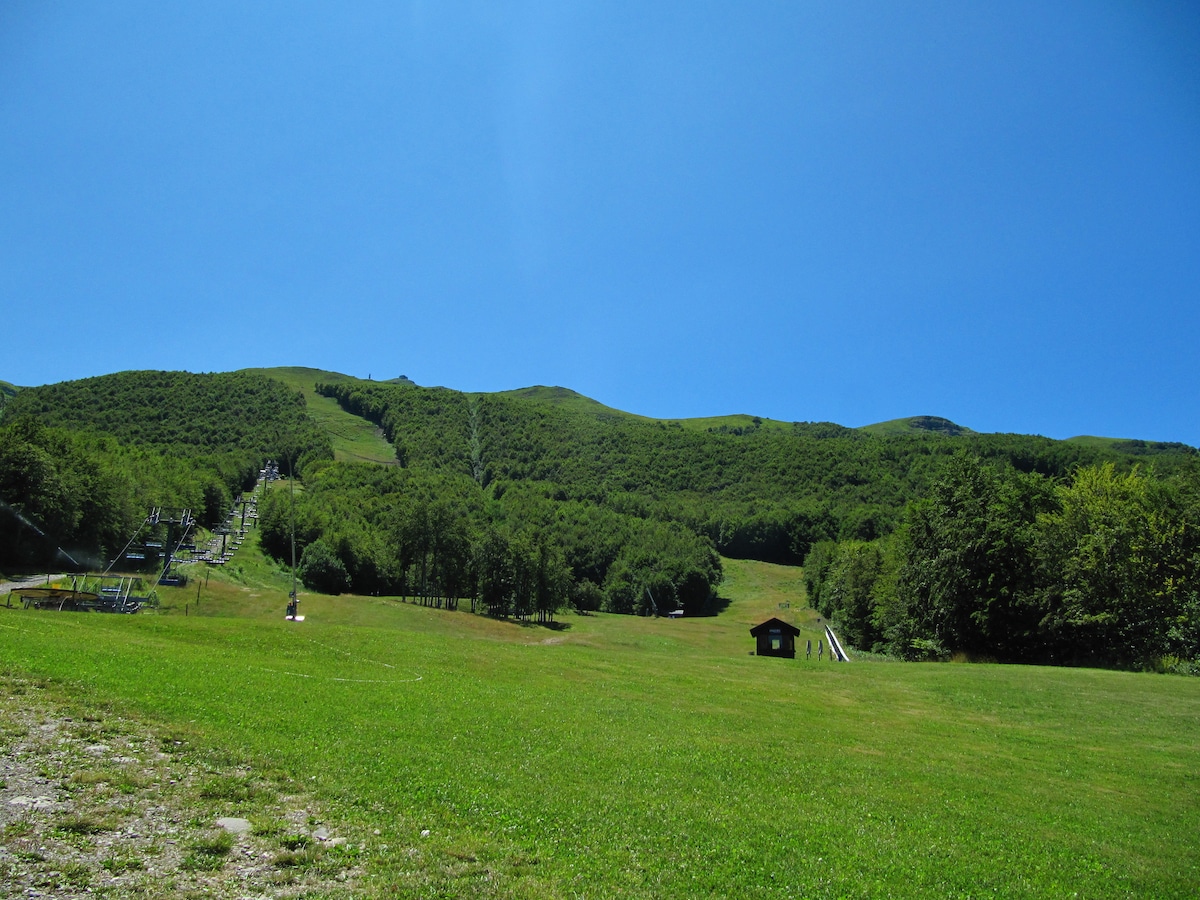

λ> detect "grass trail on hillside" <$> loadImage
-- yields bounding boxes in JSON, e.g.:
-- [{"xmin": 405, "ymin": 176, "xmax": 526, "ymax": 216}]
[{"xmin": 246, "ymin": 367, "xmax": 397, "ymax": 465}]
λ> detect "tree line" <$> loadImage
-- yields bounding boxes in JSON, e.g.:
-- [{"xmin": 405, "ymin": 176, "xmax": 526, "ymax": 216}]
[
  {"xmin": 0, "ymin": 371, "xmax": 333, "ymax": 570},
  {"xmin": 255, "ymin": 461, "xmax": 722, "ymax": 619},
  {"xmin": 805, "ymin": 453, "xmax": 1200, "ymax": 670}
]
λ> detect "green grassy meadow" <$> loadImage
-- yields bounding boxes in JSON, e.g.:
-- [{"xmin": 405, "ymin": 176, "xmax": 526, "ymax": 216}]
[{"xmin": 3, "ymin": 551, "xmax": 1198, "ymax": 898}]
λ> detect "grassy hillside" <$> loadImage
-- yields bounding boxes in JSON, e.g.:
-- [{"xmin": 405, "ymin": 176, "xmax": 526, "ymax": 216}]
[
  {"xmin": 0, "ymin": 370, "xmax": 337, "ymax": 568},
  {"xmin": 3, "ymin": 551, "xmax": 1197, "ymax": 898},
  {"xmin": 155, "ymin": 532, "xmax": 816, "ymax": 650}
]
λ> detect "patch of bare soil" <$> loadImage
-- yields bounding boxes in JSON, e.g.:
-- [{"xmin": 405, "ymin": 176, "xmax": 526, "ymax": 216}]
[{"xmin": 0, "ymin": 673, "xmax": 363, "ymax": 898}]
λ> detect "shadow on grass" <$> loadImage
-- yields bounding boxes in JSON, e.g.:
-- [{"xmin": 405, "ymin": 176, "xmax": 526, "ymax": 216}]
[{"xmin": 516, "ymin": 619, "xmax": 572, "ymax": 632}]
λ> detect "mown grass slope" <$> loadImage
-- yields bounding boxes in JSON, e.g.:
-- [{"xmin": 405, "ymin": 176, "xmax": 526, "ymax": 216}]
[{"xmin": 3, "ymin": 550, "xmax": 1197, "ymax": 899}]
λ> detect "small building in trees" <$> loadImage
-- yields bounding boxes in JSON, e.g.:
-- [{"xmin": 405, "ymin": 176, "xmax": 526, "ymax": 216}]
[{"xmin": 750, "ymin": 617, "xmax": 801, "ymax": 659}]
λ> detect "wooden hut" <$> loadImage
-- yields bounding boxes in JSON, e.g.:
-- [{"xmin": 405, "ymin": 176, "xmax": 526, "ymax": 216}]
[{"xmin": 750, "ymin": 617, "xmax": 801, "ymax": 659}]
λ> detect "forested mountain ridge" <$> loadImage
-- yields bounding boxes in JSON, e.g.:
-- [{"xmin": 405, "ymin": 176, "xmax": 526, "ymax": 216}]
[
  {"xmin": 0, "ymin": 370, "xmax": 332, "ymax": 569},
  {"xmin": 3, "ymin": 367, "xmax": 1198, "ymax": 668},
  {"xmin": 305, "ymin": 375, "xmax": 1200, "ymax": 666},
  {"xmin": 4, "ymin": 370, "xmax": 330, "ymax": 466},
  {"xmin": 5, "ymin": 365, "xmax": 1194, "ymax": 570},
  {"xmin": 312, "ymin": 376, "xmax": 1195, "ymax": 563}
]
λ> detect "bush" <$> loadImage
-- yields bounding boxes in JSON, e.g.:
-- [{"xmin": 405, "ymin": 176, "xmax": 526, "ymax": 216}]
[
  {"xmin": 571, "ymin": 579, "xmax": 604, "ymax": 612},
  {"xmin": 298, "ymin": 539, "xmax": 350, "ymax": 595}
]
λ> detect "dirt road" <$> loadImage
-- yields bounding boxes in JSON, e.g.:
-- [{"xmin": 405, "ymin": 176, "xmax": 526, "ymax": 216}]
[{"xmin": 0, "ymin": 574, "xmax": 68, "ymax": 595}]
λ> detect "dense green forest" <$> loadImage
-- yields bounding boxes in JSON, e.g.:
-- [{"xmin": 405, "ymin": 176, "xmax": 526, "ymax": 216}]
[
  {"xmin": 0, "ymin": 371, "xmax": 331, "ymax": 567},
  {"xmin": 257, "ymin": 462, "xmax": 721, "ymax": 619},
  {"xmin": 805, "ymin": 454, "xmax": 1200, "ymax": 670},
  {"xmin": 6, "ymin": 370, "xmax": 331, "ymax": 471},
  {"xmin": 315, "ymin": 379, "xmax": 1194, "ymax": 564},
  {"xmin": 4, "ymin": 368, "xmax": 1198, "ymax": 668}
]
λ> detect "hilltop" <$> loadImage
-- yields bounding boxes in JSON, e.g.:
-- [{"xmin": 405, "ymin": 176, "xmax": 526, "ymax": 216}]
[{"xmin": 860, "ymin": 414, "xmax": 975, "ymax": 436}]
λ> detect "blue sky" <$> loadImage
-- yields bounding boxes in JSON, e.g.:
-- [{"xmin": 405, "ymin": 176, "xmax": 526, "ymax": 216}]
[{"xmin": 3, "ymin": 2, "xmax": 1198, "ymax": 443}]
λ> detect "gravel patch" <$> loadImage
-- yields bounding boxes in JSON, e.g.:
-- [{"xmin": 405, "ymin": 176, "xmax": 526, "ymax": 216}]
[{"xmin": 0, "ymin": 673, "xmax": 363, "ymax": 898}]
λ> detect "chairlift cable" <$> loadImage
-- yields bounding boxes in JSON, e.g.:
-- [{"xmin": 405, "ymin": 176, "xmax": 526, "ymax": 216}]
[{"xmin": 103, "ymin": 516, "xmax": 151, "ymax": 575}]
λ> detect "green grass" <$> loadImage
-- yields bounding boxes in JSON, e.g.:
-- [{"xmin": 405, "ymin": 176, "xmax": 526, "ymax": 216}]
[
  {"xmin": 102, "ymin": 854, "xmax": 146, "ymax": 874},
  {"xmin": 3, "ymin": 556, "xmax": 1199, "ymax": 898},
  {"xmin": 182, "ymin": 829, "xmax": 234, "ymax": 871},
  {"xmin": 55, "ymin": 814, "xmax": 116, "ymax": 836},
  {"xmin": 165, "ymin": 533, "xmax": 819, "ymax": 648}
]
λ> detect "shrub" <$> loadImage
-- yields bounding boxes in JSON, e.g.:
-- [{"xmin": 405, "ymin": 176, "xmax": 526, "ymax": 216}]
[{"xmin": 298, "ymin": 539, "xmax": 350, "ymax": 594}]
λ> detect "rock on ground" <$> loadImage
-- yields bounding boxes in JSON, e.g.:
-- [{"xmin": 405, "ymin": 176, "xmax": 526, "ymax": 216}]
[{"xmin": 0, "ymin": 673, "xmax": 363, "ymax": 899}]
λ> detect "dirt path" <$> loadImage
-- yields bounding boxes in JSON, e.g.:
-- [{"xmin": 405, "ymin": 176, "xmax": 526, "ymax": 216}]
[
  {"xmin": 0, "ymin": 673, "xmax": 364, "ymax": 898},
  {"xmin": 0, "ymin": 575, "xmax": 69, "ymax": 596}
]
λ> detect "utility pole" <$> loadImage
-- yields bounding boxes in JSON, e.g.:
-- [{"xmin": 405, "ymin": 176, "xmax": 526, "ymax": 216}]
[{"xmin": 288, "ymin": 448, "xmax": 298, "ymax": 620}]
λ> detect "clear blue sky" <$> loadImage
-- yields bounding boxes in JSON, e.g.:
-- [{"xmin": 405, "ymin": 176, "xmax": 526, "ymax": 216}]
[{"xmin": 3, "ymin": 2, "xmax": 1198, "ymax": 443}]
